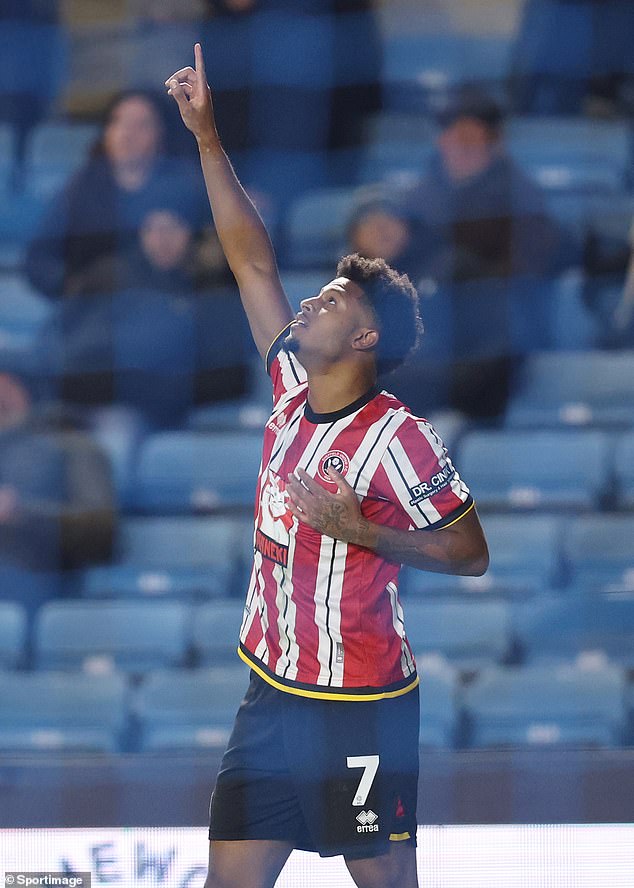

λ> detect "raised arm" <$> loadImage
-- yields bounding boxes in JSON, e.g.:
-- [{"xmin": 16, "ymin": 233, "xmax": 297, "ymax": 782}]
[{"xmin": 166, "ymin": 44, "xmax": 293, "ymax": 358}]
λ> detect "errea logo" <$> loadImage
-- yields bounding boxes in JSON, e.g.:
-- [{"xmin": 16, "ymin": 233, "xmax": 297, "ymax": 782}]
[{"xmin": 356, "ymin": 810, "xmax": 379, "ymax": 832}]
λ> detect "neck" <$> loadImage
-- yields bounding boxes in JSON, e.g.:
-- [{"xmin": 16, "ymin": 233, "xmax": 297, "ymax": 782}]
[{"xmin": 305, "ymin": 362, "xmax": 377, "ymax": 415}]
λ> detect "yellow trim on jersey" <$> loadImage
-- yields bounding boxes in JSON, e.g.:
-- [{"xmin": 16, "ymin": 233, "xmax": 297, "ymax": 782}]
[
  {"xmin": 238, "ymin": 646, "xmax": 420, "ymax": 701},
  {"xmin": 264, "ymin": 321, "xmax": 295, "ymax": 372},
  {"xmin": 389, "ymin": 832, "xmax": 411, "ymax": 842},
  {"xmin": 433, "ymin": 498, "xmax": 475, "ymax": 531}
]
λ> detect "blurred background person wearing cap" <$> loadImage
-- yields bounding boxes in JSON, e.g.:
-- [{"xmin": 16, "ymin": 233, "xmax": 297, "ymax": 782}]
[{"xmin": 394, "ymin": 86, "xmax": 566, "ymax": 426}]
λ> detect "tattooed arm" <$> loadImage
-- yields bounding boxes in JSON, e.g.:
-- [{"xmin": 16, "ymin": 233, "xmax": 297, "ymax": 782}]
[{"xmin": 286, "ymin": 468, "xmax": 488, "ymax": 577}]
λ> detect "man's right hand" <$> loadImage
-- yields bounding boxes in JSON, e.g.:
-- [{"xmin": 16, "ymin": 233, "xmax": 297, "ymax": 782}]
[{"xmin": 165, "ymin": 43, "xmax": 216, "ymax": 146}]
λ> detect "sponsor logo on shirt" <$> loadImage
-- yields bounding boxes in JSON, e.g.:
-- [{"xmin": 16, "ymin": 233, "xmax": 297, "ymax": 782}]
[
  {"xmin": 255, "ymin": 528, "xmax": 289, "ymax": 567},
  {"xmin": 408, "ymin": 463, "xmax": 455, "ymax": 505},
  {"xmin": 317, "ymin": 450, "xmax": 350, "ymax": 482}
]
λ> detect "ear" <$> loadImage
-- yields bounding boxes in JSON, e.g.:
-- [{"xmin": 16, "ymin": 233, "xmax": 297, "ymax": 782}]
[{"xmin": 351, "ymin": 326, "xmax": 379, "ymax": 353}]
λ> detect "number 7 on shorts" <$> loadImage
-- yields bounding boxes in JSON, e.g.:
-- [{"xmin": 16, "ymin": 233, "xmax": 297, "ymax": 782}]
[{"xmin": 347, "ymin": 755, "xmax": 380, "ymax": 806}]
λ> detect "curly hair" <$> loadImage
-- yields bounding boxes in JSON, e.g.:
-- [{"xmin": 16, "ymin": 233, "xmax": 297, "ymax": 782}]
[{"xmin": 336, "ymin": 253, "xmax": 423, "ymax": 375}]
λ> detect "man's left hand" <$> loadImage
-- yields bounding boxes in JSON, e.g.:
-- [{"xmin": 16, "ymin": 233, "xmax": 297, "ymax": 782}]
[{"xmin": 286, "ymin": 467, "xmax": 373, "ymax": 546}]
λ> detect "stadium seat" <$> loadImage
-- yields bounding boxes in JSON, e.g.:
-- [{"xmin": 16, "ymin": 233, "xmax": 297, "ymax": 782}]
[
  {"xmin": 417, "ymin": 654, "xmax": 460, "ymax": 748},
  {"xmin": 134, "ymin": 665, "xmax": 249, "ymax": 751},
  {"xmin": 284, "ymin": 187, "xmax": 358, "ymax": 268},
  {"xmin": 519, "ymin": 597, "xmax": 634, "ymax": 668},
  {"xmin": 506, "ymin": 117, "xmax": 631, "ymax": 192},
  {"xmin": 0, "ymin": 670, "xmax": 127, "ymax": 752},
  {"xmin": 457, "ymin": 428, "xmax": 611, "ymax": 510},
  {"xmin": 131, "ymin": 431, "xmax": 263, "ymax": 512},
  {"xmin": 563, "ymin": 515, "xmax": 634, "ymax": 596},
  {"xmin": 0, "ymin": 272, "xmax": 54, "ymax": 366},
  {"xmin": 464, "ymin": 661, "xmax": 626, "ymax": 748},
  {"xmin": 0, "ymin": 602, "xmax": 27, "ymax": 669},
  {"xmin": 383, "ymin": 34, "xmax": 511, "ymax": 112},
  {"xmin": 23, "ymin": 120, "xmax": 98, "ymax": 200},
  {"xmin": 81, "ymin": 515, "xmax": 244, "ymax": 600},
  {"xmin": 34, "ymin": 600, "xmax": 190, "ymax": 673},
  {"xmin": 405, "ymin": 600, "xmax": 511, "ymax": 671},
  {"xmin": 192, "ymin": 601, "xmax": 246, "ymax": 667},
  {"xmin": 614, "ymin": 433, "xmax": 634, "ymax": 510},
  {"xmin": 505, "ymin": 351, "xmax": 634, "ymax": 429},
  {"xmin": 403, "ymin": 515, "xmax": 562, "ymax": 598}
]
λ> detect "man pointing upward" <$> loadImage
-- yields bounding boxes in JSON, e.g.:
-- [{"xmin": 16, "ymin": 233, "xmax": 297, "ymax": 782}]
[{"xmin": 167, "ymin": 44, "xmax": 488, "ymax": 888}]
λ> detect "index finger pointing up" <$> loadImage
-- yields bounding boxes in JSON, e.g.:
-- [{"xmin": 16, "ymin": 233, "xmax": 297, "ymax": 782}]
[{"xmin": 194, "ymin": 42, "xmax": 206, "ymax": 79}]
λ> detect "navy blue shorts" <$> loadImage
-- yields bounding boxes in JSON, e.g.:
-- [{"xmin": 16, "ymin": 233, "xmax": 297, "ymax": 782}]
[{"xmin": 208, "ymin": 672, "xmax": 419, "ymax": 859}]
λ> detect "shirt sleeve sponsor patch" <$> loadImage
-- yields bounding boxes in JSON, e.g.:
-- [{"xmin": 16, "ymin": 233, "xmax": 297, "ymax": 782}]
[{"xmin": 408, "ymin": 463, "xmax": 456, "ymax": 505}]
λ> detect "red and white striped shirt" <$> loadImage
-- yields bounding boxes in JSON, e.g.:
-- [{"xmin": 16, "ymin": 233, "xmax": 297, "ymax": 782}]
[{"xmin": 238, "ymin": 339, "xmax": 473, "ymax": 700}]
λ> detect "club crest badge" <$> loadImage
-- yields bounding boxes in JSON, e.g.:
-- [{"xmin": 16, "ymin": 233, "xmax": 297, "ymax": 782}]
[{"xmin": 317, "ymin": 450, "xmax": 350, "ymax": 482}]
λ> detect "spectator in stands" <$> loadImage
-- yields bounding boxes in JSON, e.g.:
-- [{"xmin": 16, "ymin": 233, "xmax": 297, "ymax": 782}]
[
  {"xmin": 346, "ymin": 197, "xmax": 425, "ymax": 285},
  {"xmin": 25, "ymin": 89, "xmax": 205, "ymax": 299},
  {"xmin": 42, "ymin": 201, "xmax": 250, "ymax": 427},
  {"xmin": 397, "ymin": 86, "xmax": 563, "ymax": 421},
  {"xmin": 0, "ymin": 369, "xmax": 116, "ymax": 620}
]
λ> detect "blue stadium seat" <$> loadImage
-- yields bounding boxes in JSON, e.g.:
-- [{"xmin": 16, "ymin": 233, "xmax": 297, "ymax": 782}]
[
  {"xmin": 131, "ymin": 431, "xmax": 263, "ymax": 512},
  {"xmin": 81, "ymin": 516, "xmax": 244, "ymax": 600},
  {"xmin": 192, "ymin": 601, "xmax": 245, "ymax": 666},
  {"xmin": 0, "ymin": 602, "xmax": 27, "ymax": 669},
  {"xmin": 403, "ymin": 515, "xmax": 562, "ymax": 598},
  {"xmin": 0, "ymin": 671, "xmax": 127, "ymax": 752},
  {"xmin": 506, "ymin": 117, "xmax": 631, "ymax": 191},
  {"xmin": 614, "ymin": 433, "xmax": 634, "ymax": 510},
  {"xmin": 34, "ymin": 600, "xmax": 190, "ymax": 672},
  {"xmin": 383, "ymin": 34, "xmax": 512, "ymax": 112},
  {"xmin": 457, "ymin": 429, "xmax": 611, "ymax": 510},
  {"xmin": 519, "ymin": 597, "xmax": 634, "ymax": 668},
  {"xmin": 23, "ymin": 121, "xmax": 98, "ymax": 200},
  {"xmin": 134, "ymin": 665, "xmax": 249, "ymax": 751},
  {"xmin": 505, "ymin": 351, "xmax": 634, "ymax": 429},
  {"xmin": 563, "ymin": 516, "xmax": 634, "ymax": 596},
  {"xmin": 464, "ymin": 662, "xmax": 626, "ymax": 748},
  {"xmin": 284, "ymin": 187, "xmax": 358, "ymax": 268},
  {"xmin": 0, "ymin": 272, "xmax": 53, "ymax": 368},
  {"xmin": 405, "ymin": 600, "xmax": 511, "ymax": 670},
  {"xmin": 417, "ymin": 655, "xmax": 460, "ymax": 748}
]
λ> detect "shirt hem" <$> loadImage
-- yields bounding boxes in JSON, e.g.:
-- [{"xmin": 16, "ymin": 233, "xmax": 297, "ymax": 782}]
[{"xmin": 237, "ymin": 645, "xmax": 419, "ymax": 701}]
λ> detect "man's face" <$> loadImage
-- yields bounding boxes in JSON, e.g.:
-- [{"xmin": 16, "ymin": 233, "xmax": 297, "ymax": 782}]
[
  {"xmin": 438, "ymin": 117, "xmax": 498, "ymax": 182},
  {"xmin": 140, "ymin": 210, "xmax": 192, "ymax": 270},
  {"xmin": 284, "ymin": 277, "xmax": 378, "ymax": 368},
  {"xmin": 351, "ymin": 211, "xmax": 411, "ymax": 264}
]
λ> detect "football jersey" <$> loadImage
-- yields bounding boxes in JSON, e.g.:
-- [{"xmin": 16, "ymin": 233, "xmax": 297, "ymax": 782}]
[{"xmin": 238, "ymin": 331, "xmax": 473, "ymax": 700}]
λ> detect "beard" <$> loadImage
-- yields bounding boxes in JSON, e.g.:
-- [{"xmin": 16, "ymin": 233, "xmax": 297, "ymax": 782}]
[{"xmin": 283, "ymin": 332, "xmax": 300, "ymax": 354}]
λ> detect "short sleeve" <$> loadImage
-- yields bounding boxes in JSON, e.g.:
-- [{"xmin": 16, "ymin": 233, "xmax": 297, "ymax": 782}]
[
  {"xmin": 377, "ymin": 417, "xmax": 473, "ymax": 530},
  {"xmin": 266, "ymin": 324, "xmax": 308, "ymax": 406}
]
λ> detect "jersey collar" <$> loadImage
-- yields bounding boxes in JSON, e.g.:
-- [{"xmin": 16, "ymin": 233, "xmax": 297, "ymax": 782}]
[{"xmin": 304, "ymin": 385, "xmax": 379, "ymax": 424}]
